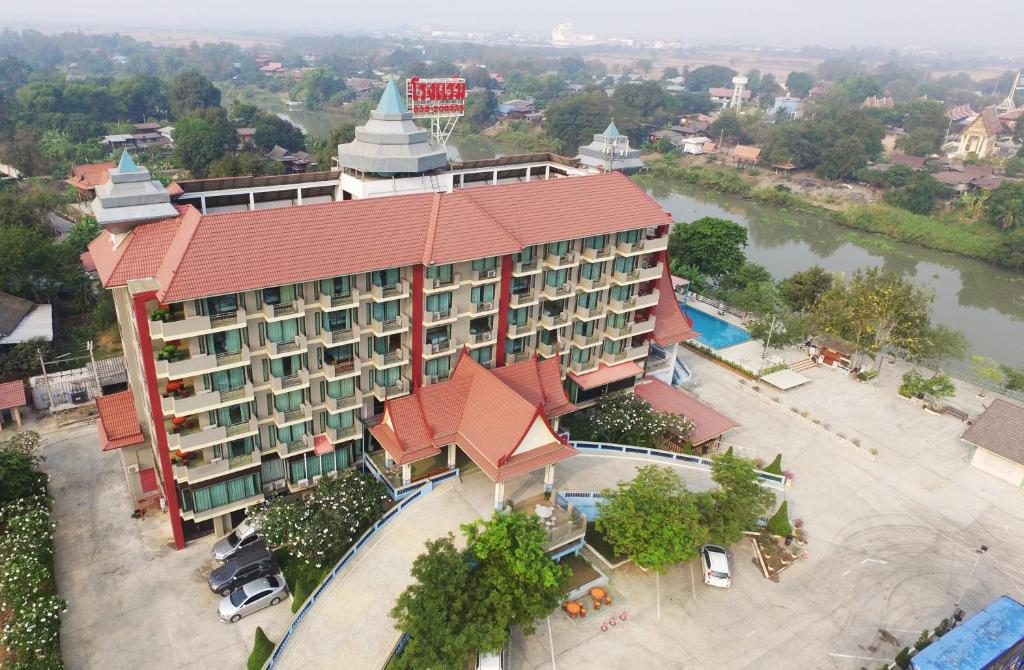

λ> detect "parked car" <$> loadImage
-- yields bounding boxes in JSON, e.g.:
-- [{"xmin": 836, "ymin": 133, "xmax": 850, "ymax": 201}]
[
  {"xmin": 212, "ymin": 519, "xmax": 261, "ymax": 561},
  {"xmin": 700, "ymin": 544, "xmax": 732, "ymax": 588},
  {"xmin": 207, "ymin": 545, "xmax": 278, "ymax": 596},
  {"xmin": 218, "ymin": 574, "xmax": 288, "ymax": 623},
  {"xmin": 476, "ymin": 641, "xmax": 509, "ymax": 670}
]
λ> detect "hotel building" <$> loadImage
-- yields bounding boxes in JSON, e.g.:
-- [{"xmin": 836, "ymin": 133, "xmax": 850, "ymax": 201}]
[{"xmin": 89, "ymin": 82, "xmax": 696, "ymax": 549}]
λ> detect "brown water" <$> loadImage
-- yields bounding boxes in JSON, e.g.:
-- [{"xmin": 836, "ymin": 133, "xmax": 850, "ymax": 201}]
[{"xmin": 643, "ymin": 177, "xmax": 1024, "ymax": 369}]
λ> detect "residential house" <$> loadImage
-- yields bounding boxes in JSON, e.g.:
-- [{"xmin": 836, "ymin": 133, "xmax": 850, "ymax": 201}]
[
  {"xmin": 961, "ymin": 399, "xmax": 1024, "ymax": 487},
  {"xmin": 0, "ymin": 292, "xmax": 53, "ymax": 346},
  {"xmin": 66, "ymin": 161, "xmax": 116, "ymax": 199}
]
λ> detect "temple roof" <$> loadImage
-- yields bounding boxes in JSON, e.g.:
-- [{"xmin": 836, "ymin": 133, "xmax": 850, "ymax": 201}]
[{"xmin": 376, "ymin": 80, "xmax": 407, "ymax": 115}]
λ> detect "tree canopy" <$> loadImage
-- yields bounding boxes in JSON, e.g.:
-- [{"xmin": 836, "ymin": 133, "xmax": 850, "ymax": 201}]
[
  {"xmin": 168, "ymin": 70, "xmax": 221, "ymax": 119},
  {"xmin": 685, "ymin": 65, "xmax": 737, "ymax": 93},
  {"xmin": 172, "ymin": 108, "xmax": 236, "ymax": 178},
  {"xmin": 543, "ymin": 90, "xmax": 612, "ymax": 154},
  {"xmin": 785, "ymin": 71, "xmax": 815, "ymax": 97},
  {"xmin": 669, "ymin": 217, "xmax": 748, "ymax": 279},
  {"xmin": 985, "ymin": 181, "xmax": 1024, "ymax": 231},
  {"xmin": 779, "ymin": 265, "xmax": 834, "ymax": 313}
]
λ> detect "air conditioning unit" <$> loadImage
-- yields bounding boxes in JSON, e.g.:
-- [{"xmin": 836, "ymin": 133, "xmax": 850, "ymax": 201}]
[
  {"xmin": 297, "ymin": 478, "xmax": 311, "ymax": 488},
  {"xmin": 209, "ymin": 457, "xmax": 223, "ymax": 464},
  {"xmin": 273, "ymin": 480, "xmax": 287, "ymax": 491},
  {"xmin": 127, "ymin": 463, "xmax": 140, "ymax": 474},
  {"xmin": 312, "ymin": 475, "xmax": 323, "ymax": 484}
]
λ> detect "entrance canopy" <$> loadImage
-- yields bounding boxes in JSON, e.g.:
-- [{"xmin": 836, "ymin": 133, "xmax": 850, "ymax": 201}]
[
  {"xmin": 96, "ymin": 390, "xmax": 145, "ymax": 451},
  {"xmin": 370, "ymin": 352, "xmax": 577, "ymax": 482},
  {"xmin": 634, "ymin": 378, "xmax": 738, "ymax": 446}
]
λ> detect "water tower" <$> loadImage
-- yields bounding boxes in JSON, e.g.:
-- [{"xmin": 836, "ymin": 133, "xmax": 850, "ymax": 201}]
[{"xmin": 729, "ymin": 75, "xmax": 749, "ymax": 112}]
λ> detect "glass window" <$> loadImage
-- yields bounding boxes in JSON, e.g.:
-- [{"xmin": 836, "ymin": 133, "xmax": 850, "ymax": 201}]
[
  {"xmin": 580, "ymin": 261, "xmax": 603, "ymax": 280},
  {"xmin": 508, "ymin": 306, "xmax": 529, "ymax": 326},
  {"xmin": 604, "ymin": 338, "xmax": 625, "ymax": 355},
  {"xmin": 546, "ymin": 240, "xmax": 569, "ymax": 257},
  {"xmin": 327, "ymin": 410, "xmax": 355, "ymax": 430},
  {"xmin": 506, "ymin": 337, "xmax": 526, "ymax": 354},
  {"xmin": 214, "ymin": 403, "xmax": 250, "ymax": 428},
  {"xmin": 320, "ymin": 276, "xmax": 351, "ymax": 296},
  {"xmin": 571, "ymin": 346, "xmax": 593, "ymax": 364},
  {"xmin": 545, "ymin": 269, "xmax": 568, "ymax": 288},
  {"xmin": 323, "ymin": 309, "xmax": 353, "ymax": 332},
  {"xmin": 513, "ymin": 247, "xmax": 534, "ymax": 263},
  {"xmin": 470, "ymin": 285, "xmax": 495, "ymax": 304},
  {"xmin": 277, "ymin": 423, "xmax": 305, "ymax": 444},
  {"xmin": 210, "ymin": 368, "xmax": 245, "ymax": 391},
  {"xmin": 538, "ymin": 329, "xmax": 558, "ymax": 345},
  {"xmin": 206, "ymin": 329, "xmax": 241, "ymax": 355},
  {"xmin": 263, "ymin": 285, "xmax": 294, "ymax": 306},
  {"xmin": 374, "ymin": 367, "xmax": 400, "ymax": 387},
  {"xmin": 371, "ymin": 268, "xmax": 401, "ymax": 288},
  {"xmin": 616, "ymin": 229, "xmax": 641, "ymax": 245},
  {"xmin": 468, "ymin": 316, "xmax": 492, "ymax": 334},
  {"xmin": 326, "ymin": 378, "xmax": 356, "ymax": 399},
  {"xmin": 324, "ymin": 345, "xmax": 354, "ymax": 365},
  {"xmin": 270, "ymin": 354, "xmax": 302, "ymax": 378},
  {"xmin": 424, "ymin": 264, "xmax": 453, "ymax": 281},
  {"xmin": 425, "ymin": 356, "xmax": 451, "ymax": 378},
  {"xmin": 610, "ymin": 285, "xmax": 633, "ymax": 302},
  {"xmin": 607, "ymin": 312, "xmax": 627, "ymax": 328},
  {"xmin": 425, "ymin": 292, "xmax": 453, "ymax": 313},
  {"xmin": 471, "ymin": 257, "xmax": 497, "ymax": 271},
  {"xmin": 469, "ymin": 346, "xmax": 493, "ymax": 364},
  {"xmin": 372, "ymin": 300, "xmax": 400, "ymax": 323},
  {"xmin": 574, "ymin": 320, "xmax": 596, "ymax": 336},
  {"xmin": 261, "ymin": 457, "xmax": 285, "ymax": 483},
  {"xmin": 274, "ymin": 390, "xmax": 304, "ymax": 412},
  {"xmin": 577, "ymin": 292, "xmax": 599, "ymax": 309},
  {"xmin": 266, "ymin": 318, "xmax": 299, "ymax": 343},
  {"xmin": 289, "ymin": 459, "xmax": 306, "ymax": 483},
  {"xmin": 614, "ymin": 255, "xmax": 636, "ymax": 274},
  {"xmin": 191, "ymin": 474, "xmax": 259, "ymax": 513},
  {"xmin": 425, "ymin": 325, "xmax": 450, "ymax": 345},
  {"xmin": 583, "ymin": 234, "xmax": 608, "ymax": 250},
  {"xmin": 206, "ymin": 294, "xmax": 238, "ymax": 315},
  {"xmin": 511, "ymin": 276, "xmax": 532, "ymax": 294}
]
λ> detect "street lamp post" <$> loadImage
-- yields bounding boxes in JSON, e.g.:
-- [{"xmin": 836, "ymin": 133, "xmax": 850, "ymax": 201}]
[
  {"xmin": 951, "ymin": 544, "xmax": 989, "ymax": 628},
  {"xmin": 757, "ymin": 314, "xmax": 779, "ymax": 378}
]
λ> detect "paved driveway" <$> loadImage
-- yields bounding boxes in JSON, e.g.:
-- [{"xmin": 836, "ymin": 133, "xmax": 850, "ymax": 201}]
[{"xmin": 41, "ymin": 421, "xmax": 292, "ymax": 670}]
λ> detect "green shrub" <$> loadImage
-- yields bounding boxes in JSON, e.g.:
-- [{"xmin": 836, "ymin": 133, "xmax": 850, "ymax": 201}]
[
  {"xmin": 914, "ymin": 629, "xmax": 932, "ymax": 651},
  {"xmin": 763, "ymin": 453, "xmax": 783, "ymax": 475},
  {"xmin": 934, "ymin": 618, "xmax": 950, "ymax": 637},
  {"xmin": 894, "ymin": 647, "xmax": 911, "ymax": 669},
  {"xmin": 291, "ymin": 574, "xmax": 315, "ymax": 613},
  {"xmin": 766, "ymin": 501, "xmax": 793, "ymax": 537},
  {"xmin": 248, "ymin": 627, "xmax": 276, "ymax": 670},
  {"xmin": 856, "ymin": 369, "xmax": 879, "ymax": 382}
]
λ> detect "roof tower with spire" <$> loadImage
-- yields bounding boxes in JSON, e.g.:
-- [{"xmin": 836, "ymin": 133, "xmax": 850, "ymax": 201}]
[{"xmin": 90, "ymin": 151, "xmax": 178, "ymax": 236}]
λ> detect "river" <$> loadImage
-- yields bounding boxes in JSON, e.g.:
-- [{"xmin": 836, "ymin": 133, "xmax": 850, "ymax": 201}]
[{"xmin": 642, "ymin": 177, "xmax": 1024, "ymax": 370}]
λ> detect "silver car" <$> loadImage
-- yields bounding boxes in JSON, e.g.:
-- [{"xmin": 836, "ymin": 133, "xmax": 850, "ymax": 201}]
[
  {"xmin": 218, "ymin": 574, "xmax": 288, "ymax": 623},
  {"xmin": 212, "ymin": 520, "xmax": 261, "ymax": 562}
]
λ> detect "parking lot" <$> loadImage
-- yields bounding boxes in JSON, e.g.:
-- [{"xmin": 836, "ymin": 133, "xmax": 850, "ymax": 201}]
[
  {"xmin": 40, "ymin": 421, "xmax": 293, "ymax": 670},
  {"xmin": 513, "ymin": 354, "xmax": 1024, "ymax": 669}
]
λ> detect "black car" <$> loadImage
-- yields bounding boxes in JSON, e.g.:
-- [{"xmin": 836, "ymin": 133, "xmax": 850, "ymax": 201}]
[{"xmin": 207, "ymin": 544, "xmax": 278, "ymax": 596}]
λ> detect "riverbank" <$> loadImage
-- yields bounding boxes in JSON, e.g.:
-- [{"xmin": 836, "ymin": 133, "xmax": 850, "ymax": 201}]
[{"xmin": 638, "ymin": 158, "xmax": 1023, "ymax": 272}]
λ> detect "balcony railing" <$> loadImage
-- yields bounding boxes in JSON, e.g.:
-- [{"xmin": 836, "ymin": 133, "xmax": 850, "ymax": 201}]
[
  {"xmin": 269, "ymin": 369, "xmax": 310, "ymax": 393},
  {"xmin": 372, "ymin": 377, "xmax": 409, "ymax": 401},
  {"xmin": 262, "ymin": 299, "xmax": 304, "ymax": 320},
  {"xmin": 319, "ymin": 289, "xmax": 360, "ymax": 311},
  {"xmin": 539, "ymin": 312, "xmax": 569, "ymax": 329},
  {"xmin": 508, "ymin": 321, "xmax": 536, "ymax": 337},
  {"xmin": 167, "ymin": 418, "xmax": 258, "ymax": 452},
  {"xmin": 268, "ymin": 335, "xmax": 307, "ymax": 358},
  {"xmin": 425, "ymin": 274, "xmax": 461, "ymax": 292},
  {"xmin": 273, "ymin": 403, "xmax": 312, "ymax": 427},
  {"xmin": 150, "ymin": 309, "xmax": 247, "ymax": 340},
  {"xmin": 510, "ymin": 290, "xmax": 537, "ymax": 306},
  {"xmin": 572, "ymin": 332, "xmax": 602, "ymax": 348},
  {"xmin": 608, "ymin": 289, "xmax": 659, "ymax": 313},
  {"xmin": 512, "ymin": 259, "xmax": 541, "ymax": 275},
  {"xmin": 468, "ymin": 301, "xmax": 496, "ymax": 316},
  {"xmin": 371, "ymin": 347, "xmax": 408, "ymax": 368},
  {"xmin": 574, "ymin": 303, "xmax": 605, "ymax": 321},
  {"xmin": 156, "ymin": 346, "xmax": 250, "ymax": 380},
  {"xmin": 616, "ymin": 234, "xmax": 669, "ymax": 255},
  {"xmin": 277, "ymin": 435, "xmax": 312, "ymax": 457},
  {"xmin": 577, "ymin": 275, "xmax": 609, "ymax": 292},
  {"xmin": 602, "ymin": 343, "xmax": 650, "ymax": 364},
  {"xmin": 536, "ymin": 340, "xmax": 567, "ymax": 358},
  {"xmin": 173, "ymin": 451, "xmax": 260, "ymax": 484},
  {"xmin": 508, "ymin": 350, "xmax": 533, "ymax": 363},
  {"xmin": 568, "ymin": 357, "xmax": 600, "ymax": 374},
  {"xmin": 329, "ymin": 424, "xmax": 362, "ymax": 443},
  {"xmin": 321, "ymin": 325, "xmax": 359, "ymax": 346},
  {"xmin": 541, "ymin": 283, "xmax": 573, "ymax": 300},
  {"xmin": 424, "ymin": 307, "xmax": 458, "ymax": 324},
  {"xmin": 161, "ymin": 383, "xmax": 253, "ymax": 417},
  {"xmin": 424, "ymin": 338, "xmax": 457, "ymax": 357},
  {"xmin": 369, "ymin": 280, "xmax": 409, "ymax": 301},
  {"xmin": 544, "ymin": 251, "xmax": 579, "ymax": 269},
  {"xmin": 581, "ymin": 245, "xmax": 613, "ymax": 262},
  {"xmin": 612, "ymin": 261, "xmax": 663, "ymax": 285},
  {"xmin": 326, "ymin": 392, "xmax": 362, "ymax": 413},
  {"xmin": 369, "ymin": 314, "xmax": 409, "ymax": 336},
  {"xmin": 472, "ymin": 268, "xmax": 499, "ymax": 282},
  {"xmin": 324, "ymin": 359, "xmax": 360, "ymax": 380}
]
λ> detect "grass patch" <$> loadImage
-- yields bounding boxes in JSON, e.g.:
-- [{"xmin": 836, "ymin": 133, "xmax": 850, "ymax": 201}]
[{"xmin": 248, "ymin": 627, "xmax": 275, "ymax": 670}]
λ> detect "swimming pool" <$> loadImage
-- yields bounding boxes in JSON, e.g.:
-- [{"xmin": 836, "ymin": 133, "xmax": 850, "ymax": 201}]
[{"xmin": 682, "ymin": 304, "xmax": 752, "ymax": 350}]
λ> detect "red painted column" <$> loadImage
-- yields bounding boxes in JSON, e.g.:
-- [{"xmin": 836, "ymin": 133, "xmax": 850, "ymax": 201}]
[
  {"xmin": 411, "ymin": 265, "xmax": 424, "ymax": 390},
  {"xmin": 132, "ymin": 291, "xmax": 186, "ymax": 550},
  {"xmin": 495, "ymin": 255, "xmax": 513, "ymax": 367}
]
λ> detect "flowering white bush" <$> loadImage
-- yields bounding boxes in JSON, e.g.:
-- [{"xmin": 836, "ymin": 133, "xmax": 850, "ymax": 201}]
[
  {"xmin": 562, "ymin": 391, "xmax": 694, "ymax": 450},
  {"xmin": 0, "ymin": 489, "xmax": 66, "ymax": 670}
]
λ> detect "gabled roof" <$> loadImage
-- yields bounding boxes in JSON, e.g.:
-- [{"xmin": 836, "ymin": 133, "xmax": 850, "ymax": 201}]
[
  {"xmin": 491, "ymin": 355, "xmax": 576, "ymax": 417},
  {"xmin": 67, "ymin": 162, "xmax": 115, "ymax": 191},
  {"xmin": 653, "ymin": 268, "xmax": 698, "ymax": 346},
  {"xmin": 889, "ymin": 153, "xmax": 928, "ymax": 170},
  {"xmin": 370, "ymin": 352, "xmax": 577, "ymax": 482},
  {"xmin": 634, "ymin": 378, "xmax": 738, "ymax": 445},
  {"xmin": 568, "ymin": 361, "xmax": 643, "ymax": 390},
  {"xmin": 0, "ymin": 292, "xmax": 35, "ymax": 337},
  {"xmin": 962, "ymin": 398, "xmax": 1024, "ymax": 465},
  {"xmin": 96, "ymin": 391, "xmax": 145, "ymax": 451},
  {"xmin": 732, "ymin": 145, "xmax": 762, "ymax": 162},
  {"xmin": 0, "ymin": 380, "xmax": 27, "ymax": 410},
  {"xmin": 91, "ymin": 172, "xmax": 672, "ymax": 303}
]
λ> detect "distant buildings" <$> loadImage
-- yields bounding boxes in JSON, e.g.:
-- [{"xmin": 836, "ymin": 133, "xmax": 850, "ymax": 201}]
[
  {"xmin": 577, "ymin": 121, "xmax": 645, "ymax": 174},
  {"xmin": 266, "ymin": 145, "xmax": 317, "ymax": 174},
  {"xmin": 910, "ymin": 596, "xmax": 1024, "ymax": 670},
  {"xmin": 66, "ymin": 161, "xmax": 116, "ymax": 199},
  {"xmin": 770, "ymin": 96, "xmax": 802, "ymax": 120},
  {"xmin": 498, "ymin": 99, "xmax": 537, "ymax": 119},
  {"xmin": 862, "ymin": 96, "xmax": 894, "ymax": 109},
  {"xmin": 708, "ymin": 86, "xmax": 751, "ymax": 109},
  {"xmin": 948, "ymin": 106, "xmax": 1003, "ymax": 160}
]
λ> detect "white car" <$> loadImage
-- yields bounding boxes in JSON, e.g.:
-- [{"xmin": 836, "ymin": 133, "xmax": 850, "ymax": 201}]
[
  {"xmin": 218, "ymin": 574, "xmax": 288, "ymax": 623},
  {"xmin": 700, "ymin": 544, "xmax": 732, "ymax": 588}
]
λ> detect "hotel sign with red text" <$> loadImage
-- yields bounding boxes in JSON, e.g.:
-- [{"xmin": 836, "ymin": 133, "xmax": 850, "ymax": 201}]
[{"xmin": 406, "ymin": 77, "xmax": 467, "ymax": 117}]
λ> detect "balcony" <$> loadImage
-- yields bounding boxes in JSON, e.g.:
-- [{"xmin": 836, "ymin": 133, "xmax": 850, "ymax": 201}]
[
  {"xmin": 510, "ymin": 290, "xmax": 537, "ymax": 307},
  {"xmin": 571, "ymin": 331, "xmax": 602, "ymax": 349},
  {"xmin": 611, "ymin": 261, "xmax": 663, "ymax": 286},
  {"xmin": 427, "ymin": 371, "xmax": 451, "ymax": 384},
  {"xmin": 467, "ymin": 330, "xmax": 495, "ymax": 348},
  {"xmin": 150, "ymin": 309, "xmax": 247, "ymax": 341},
  {"xmin": 173, "ymin": 450, "xmax": 260, "ymax": 485},
  {"xmin": 186, "ymin": 491, "xmax": 267, "ymax": 524},
  {"xmin": 467, "ymin": 301, "xmax": 497, "ymax": 317},
  {"xmin": 267, "ymin": 334, "xmax": 308, "ymax": 359},
  {"xmin": 269, "ymin": 369, "xmax": 311, "ymax": 394},
  {"xmin": 608, "ymin": 289, "xmax": 659, "ymax": 313},
  {"xmin": 156, "ymin": 346, "xmax": 251, "ymax": 380},
  {"xmin": 262, "ymin": 298, "xmax": 304, "ymax": 321},
  {"xmin": 371, "ymin": 346, "xmax": 409, "ymax": 369},
  {"xmin": 470, "ymin": 268, "xmax": 500, "ymax": 284},
  {"xmin": 574, "ymin": 303, "xmax": 605, "ymax": 321},
  {"xmin": 368, "ymin": 314, "xmax": 409, "ymax": 337},
  {"xmin": 602, "ymin": 343, "xmax": 650, "ymax": 365},
  {"xmin": 276, "ymin": 435, "xmax": 313, "ymax": 458},
  {"xmin": 167, "ymin": 418, "xmax": 259, "ymax": 453},
  {"xmin": 369, "ymin": 280, "xmax": 409, "ymax": 301},
  {"xmin": 325, "ymin": 391, "xmax": 362, "ymax": 414},
  {"xmin": 371, "ymin": 376, "xmax": 409, "ymax": 401},
  {"xmin": 606, "ymin": 315, "xmax": 657, "ymax": 339},
  {"xmin": 577, "ymin": 275, "xmax": 609, "ymax": 292},
  {"xmin": 581, "ymin": 245, "xmax": 614, "ymax": 262},
  {"xmin": 507, "ymin": 350, "xmax": 533, "ymax": 363},
  {"xmin": 616, "ymin": 234, "xmax": 669, "ymax": 256},
  {"xmin": 319, "ymin": 290, "xmax": 360, "ymax": 311},
  {"xmin": 424, "ymin": 306, "xmax": 458, "ymax": 325},
  {"xmin": 536, "ymin": 340, "xmax": 568, "ymax": 358},
  {"xmin": 568, "ymin": 357, "xmax": 600, "ymax": 374},
  {"xmin": 323, "ymin": 359, "xmax": 361, "ymax": 381},
  {"xmin": 321, "ymin": 325, "xmax": 360, "ymax": 347},
  {"xmin": 512, "ymin": 259, "xmax": 541, "ymax": 276},
  {"xmin": 273, "ymin": 403, "xmax": 312, "ymax": 428},
  {"xmin": 543, "ymin": 250, "xmax": 579, "ymax": 269},
  {"xmin": 328, "ymin": 424, "xmax": 362, "ymax": 444},
  {"xmin": 424, "ymin": 274, "xmax": 461, "ymax": 293},
  {"xmin": 541, "ymin": 283, "xmax": 574, "ymax": 301},
  {"xmin": 161, "ymin": 383, "xmax": 253, "ymax": 418},
  {"xmin": 424, "ymin": 338, "xmax": 457, "ymax": 358},
  {"xmin": 507, "ymin": 321, "xmax": 536, "ymax": 338},
  {"xmin": 539, "ymin": 312, "xmax": 569, "ymax": 329}
]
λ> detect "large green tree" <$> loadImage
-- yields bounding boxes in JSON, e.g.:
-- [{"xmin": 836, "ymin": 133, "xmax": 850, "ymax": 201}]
[
  {"xmin": 252, "ymin": 113, "xmax": 305, "ymax": 152},
  {"xmin": 699, "ymin": 452, "xmax": 776, "ymax": 545},
  {"xmin": 984, "ymin": 181, "xmax": 1024, "ymax": 231},
  {"xmin": 685, "ymin": 65, "xmax": 738, "ymax": 93},
  {"xmin": 168, "ymin": 70, "xmax": 221, "ymax": 119},
  {"xmin": 597, "ymin": 466, "xmax": 708, "ymax": 572},
  {"xmin": 883, "ymin": 172, "xmax": 952, "ymax": 215},
  {"xmin": 172, "ymin": 108, "xmax": 236, "ymax": 178},
  {"xmin": 559, "ymin": 391, "xmax": 692, "ymax": 449},
  {"xmin": 543, "ymin": 90, "xmax": 613, "ymax": 154},
  {"xmin": 779, "ymin": 265, "xmax": 833, "ymax": 312},
  {"xmin": 785, "ymin": 71, "xmax": 815, "ymax": 97},
  {"xmin": 668, "ymin": 217, "xmax": 748, "ymax": 279}
]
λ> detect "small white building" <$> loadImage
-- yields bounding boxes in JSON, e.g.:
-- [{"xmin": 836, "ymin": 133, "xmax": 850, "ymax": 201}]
[
  {"xmin": 577, "ymin": 121, "xmax": 645, "ymax": 174},
  {"xmin": 962, "ymin": 399, "xmax": 1024, "ymax": 488}
]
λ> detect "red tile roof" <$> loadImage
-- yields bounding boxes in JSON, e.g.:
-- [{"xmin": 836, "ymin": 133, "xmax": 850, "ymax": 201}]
[
  {"xmin": 708, "ymin": 88, "xmax": 752, "ymax": 99},
  {"xmin": 732, "ymin": 145, "xmax": 762, "ymax": 162},
  {"xmin": 66, "ymin": 162, "xmax": 115, "ymax": 191},
  {"xmin": 313, "ymin": 434, "xmax": 334, "ymax": 455},
  {"xmin": 95, "ymin": 391, "xmax": 145, "ymax": 451},
  {"xmin": 491, "ymin": 355, "xmax": 576, "ymax": 417},
  {"xmin": 0, "ymin": 380, "xmax": 27, "ymax": 410},
  {"xmin": 90, "ymin": 172, "xmax": 673, "ymax": 303},
  {"xmin": 634, "ymin": 378, "xmax": 738, "ymax": 446},
  {"xmin": 653, "ymin": 268, "xmax": 698, "ymax": 346},
  {"xmin": 568, "ymin": 361, "xmax": 643, "ymax": 391},
  {"xmin": 80, "ymin": 251, "xmax": 97, "ymax": 273},
  {"xmin": 369, "ymin": 352, "xmax": 577, "ymax": 482}
]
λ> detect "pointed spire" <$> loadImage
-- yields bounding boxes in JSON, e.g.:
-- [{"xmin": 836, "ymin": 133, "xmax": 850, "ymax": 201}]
[
  {"xmin": 603, "ymin": 120, "xmax": 621, "ymax": 137},
  {"xmin": 117, "ymin": 150, "xmax": 141, "ymax": 173},
  {"xmin": 375, "ymin": 80, "xmax": 407, "ymax": 115}
]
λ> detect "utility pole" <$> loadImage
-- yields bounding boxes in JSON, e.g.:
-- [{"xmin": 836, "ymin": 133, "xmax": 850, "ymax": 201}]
[
  {"xmin": 87, "ymin": 340, "xmax": 102, "ymax": 398},
  {"xmin": 757, "ymin": 314, "xmax": 778, "ymax": 378},
  {"xmin": 952, "ymin": 545, "xmax": 989, "ymax": 628}
]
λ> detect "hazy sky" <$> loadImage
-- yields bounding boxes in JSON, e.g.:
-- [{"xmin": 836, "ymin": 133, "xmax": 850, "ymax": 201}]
[{"xmin": 5, "ymin": 0, "xmax": 1024, "ymax": 50}]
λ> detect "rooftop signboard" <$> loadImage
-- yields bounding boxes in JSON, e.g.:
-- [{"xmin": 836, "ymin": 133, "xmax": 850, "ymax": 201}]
[{"xmin": 406, "ymin": 77, "xmax": 466, "ymax": 118}]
